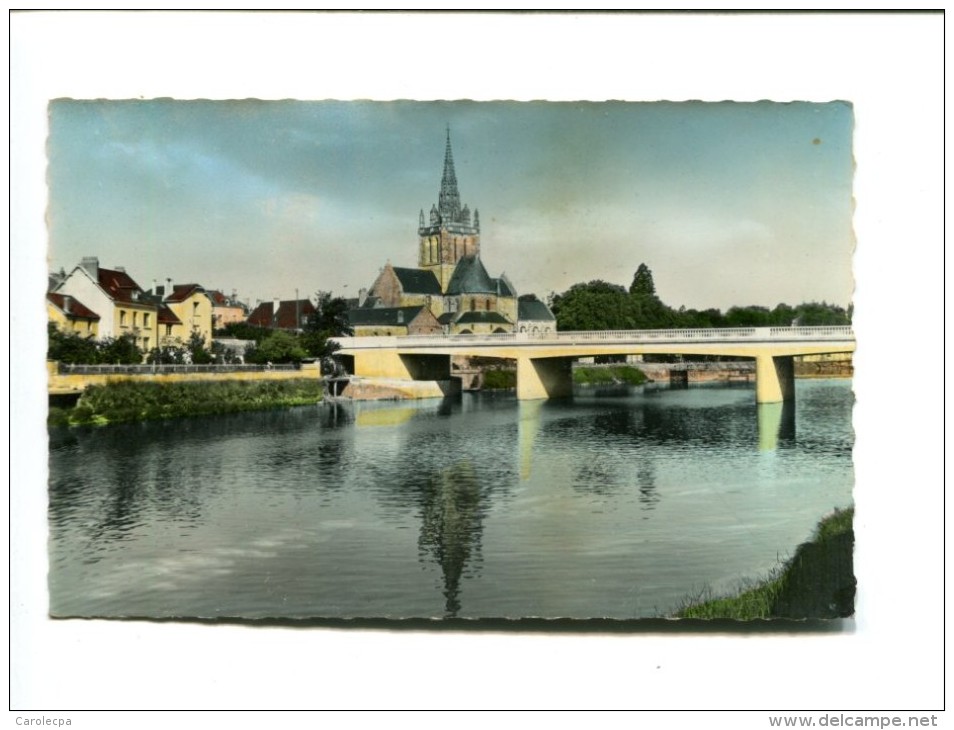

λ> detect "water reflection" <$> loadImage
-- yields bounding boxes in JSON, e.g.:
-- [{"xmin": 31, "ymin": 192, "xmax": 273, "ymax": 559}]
[
  {"xmin": 47, "ymin": 381, "xmax": 853, "ymax": 619},
  {"xmin": 757, "ymin": 401, "xmax": 796, "ymax": 451},
  {"xmin": 416, "ymin": 462, "xmax": 484, "ymax": 617},
  {"xmin": 518, "ymin": 400, "xmax": 543, "ymax": 480}
]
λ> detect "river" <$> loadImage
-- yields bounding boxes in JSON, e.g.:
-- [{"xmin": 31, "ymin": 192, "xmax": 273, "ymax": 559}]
[{"xmin": 48, "ymin": 379, "xmax": 854, "ymax": 620}]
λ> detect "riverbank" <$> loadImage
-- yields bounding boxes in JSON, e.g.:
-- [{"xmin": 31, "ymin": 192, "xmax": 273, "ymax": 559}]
[
  {"xmin": 48, "ymin": 378, "xmax": 324, "ymax": 426},
  {"xmin": 673, "ymin": 507, "xmax": 855, "ymax": 620}
]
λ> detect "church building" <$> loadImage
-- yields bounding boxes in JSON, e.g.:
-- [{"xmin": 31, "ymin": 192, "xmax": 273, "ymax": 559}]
[{"xmin": 350, "ymin": 129, "xmax": 544, "ymax": 337}]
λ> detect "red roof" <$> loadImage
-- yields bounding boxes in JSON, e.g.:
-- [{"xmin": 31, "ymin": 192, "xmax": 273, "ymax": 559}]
[
  {"xmin": 47, "ymin": 292, "xmax": 100, "ymax": 320},
  {"xmin": 157, "ymin": 303, "xmax": 182, "ymax": 325},
  {"xmin": 165, "ymin": 283, "xmax": 204, "ymax": 303},
  {"xmin": 247, "ymin": 299, "xmax": 316, "ymax": 329},
  {"xmin": 96, "ymin": 266, "xmax": 148, "ymax": 304}
]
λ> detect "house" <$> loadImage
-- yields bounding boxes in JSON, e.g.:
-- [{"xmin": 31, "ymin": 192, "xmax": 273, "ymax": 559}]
[
  {"xmin": 54, "ymin": 256, "xmax": 160, "ymax": 352},
  {"xmin": 206, "ymin": 289, "xmax": 248, "ymax": 331},
  {"xmin": 348, "ymin": 305, "xmax": 442, "ymax": 337},
  {"xmin": 247, "ymin": 298, "xmax": 316, "ymax": 332},
  {"xmin": 162, "ymin": 283, "xmax": 214, "ymax": 347},
  {"xmin": 46, "ymin": 292, "xmax": 100, "ymax": 338}
]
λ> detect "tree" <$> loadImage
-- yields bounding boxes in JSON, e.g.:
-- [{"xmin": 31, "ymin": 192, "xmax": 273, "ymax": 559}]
[
  {"xmin": 47, "ymin": 323, "xmax": 101, "ymax": 364},
  {"xmin": 300, "ymin": 292, "xmax": 353, "ymax": 358},
  {"xmin": 146, "ymin": 344, "xmax": 187, "ymax": 365},
  {"xmin": 245, "ymin": 331, "xmax": 307, "ymax": 364},
  {"xmin": 550, "ymin": 280, "xmax": 640, "ymax": 331},
  {"xmin": 99, "ymin": 334, "xmax": 143, "ymax": 364},
  {"xmin": 629, "ymin": 263, "xmax": 657, "ymax": 298},
  {"xmin": 218, "ymin": 321, "xmax": 271, "ymax": 343},
  {"xmin": 793, "ymin": 301, "xmax": 851, "ymax": 326},
  {"xmin": 187, "ymin": 330, "xmax": 214, "ymax": 364}
]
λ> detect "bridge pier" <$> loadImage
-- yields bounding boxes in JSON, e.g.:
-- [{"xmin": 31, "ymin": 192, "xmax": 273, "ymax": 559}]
[
  {"xmin": 516, "ymin": 357, "xmax": 574, "ymax": 400},
  {"xmin": 755, "ymin": 354, "xmax": 795, "ymax": 404}
]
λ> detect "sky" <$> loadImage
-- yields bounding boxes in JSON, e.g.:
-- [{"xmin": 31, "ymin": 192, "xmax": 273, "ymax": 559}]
[{"xmin": 47, "ymin": 99, "xmax": 855, "ymax": 312}]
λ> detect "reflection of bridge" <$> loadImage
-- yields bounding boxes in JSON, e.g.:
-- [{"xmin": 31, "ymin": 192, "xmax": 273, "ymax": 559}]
[{"xmin": 332, "ymin": 326, "xmax": 855, "ymax": 403}]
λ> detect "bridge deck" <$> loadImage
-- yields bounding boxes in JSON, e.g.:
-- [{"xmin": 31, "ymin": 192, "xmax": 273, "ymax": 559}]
[{"xmin": 333, "ymin": 326, "xmax": 855, "ymax": 359}]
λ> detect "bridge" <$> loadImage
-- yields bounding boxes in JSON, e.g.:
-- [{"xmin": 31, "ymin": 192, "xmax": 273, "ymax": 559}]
[{"xmin": 331, "ymin": 326, "xmax": 855, "ymax": 403}]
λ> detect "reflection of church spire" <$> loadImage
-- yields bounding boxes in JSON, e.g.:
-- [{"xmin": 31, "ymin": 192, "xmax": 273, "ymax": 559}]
[
  {"xmin": 438, "ymin": 125, "xmax": 462, "ymax": 223},
  {"xmin": 418, "ymin": 461, "xmax": 483, "ymax": 617}
]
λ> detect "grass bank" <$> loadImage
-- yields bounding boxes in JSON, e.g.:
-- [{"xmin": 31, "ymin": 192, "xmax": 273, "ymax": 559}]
[
  {"xmin": 482, "ymin": 369, "xmax": 517, "ymax": 390},
  {"xmin": 573, "ymin": 365, "xmax": 648, "ymax": 386},
  {"xmin": 674, "ymin": 507, "xmax": 855, "ymax": 620},
  {"xmin": 49, "ymin": 378, "xmax": 324, "ymax": 427}
]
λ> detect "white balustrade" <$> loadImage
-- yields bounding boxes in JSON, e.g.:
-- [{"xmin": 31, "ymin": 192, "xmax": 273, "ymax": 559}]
[{"xmin": 332, "ymin": 326, "xmax": 854, "ymax": 351}]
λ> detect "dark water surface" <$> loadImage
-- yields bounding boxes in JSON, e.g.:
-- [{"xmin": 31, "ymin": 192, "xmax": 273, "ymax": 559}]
[{"xmin": 48, "ymin": 379, "xmax": 854, "ymax": 620}]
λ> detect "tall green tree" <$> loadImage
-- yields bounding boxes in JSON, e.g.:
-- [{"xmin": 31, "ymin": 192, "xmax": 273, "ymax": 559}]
[
  {"xmin": 629, "ymin": 263, "xmax": 657, "ymax": 298},
  {"xmin": 300, "ymin": 291, "xmax": 353, "ymax": 358}
]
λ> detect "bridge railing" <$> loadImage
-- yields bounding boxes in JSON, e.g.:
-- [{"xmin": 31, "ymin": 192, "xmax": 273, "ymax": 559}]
[{"xmin": 332, "ymin": 326, "xmax": 854, "ymax": 350}]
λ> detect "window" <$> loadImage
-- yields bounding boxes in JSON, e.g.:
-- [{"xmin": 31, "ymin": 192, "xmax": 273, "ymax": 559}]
[
  {"xmin": 119, "ymin": 310, "xmax": 127, "ymax": 327},
  {"xmin": 142, "ymin": 337, "xmax": 150, "ymax": 350},
  {"xmin": 144, "ymin": 313, "xmax": 150, "ymax": 328},
  {"xmin": 133, "ymin": 311, "xmax": 138, "ymax": 327}
]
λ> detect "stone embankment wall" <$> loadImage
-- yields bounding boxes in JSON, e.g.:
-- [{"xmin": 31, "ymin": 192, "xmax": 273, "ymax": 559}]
[
  {"xmin": 48, "ymin": 361, "xmax": 320, "ymax": 394},
  {"xmin": 635, "ymin": 354, "xmax": 852, "ymax": 383},
  {"xmin": 793, "ymin": 353, "xmax": 854, "ymax": 378}
]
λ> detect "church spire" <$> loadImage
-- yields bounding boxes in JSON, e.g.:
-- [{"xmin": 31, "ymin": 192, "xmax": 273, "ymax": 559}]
[{"xmin": 438, "ymin": 125, "xmax": 462, "ymax": 223}]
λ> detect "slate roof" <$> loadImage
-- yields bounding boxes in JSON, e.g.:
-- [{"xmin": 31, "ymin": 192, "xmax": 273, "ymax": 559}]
[
  {"xmin": 446, "ymin": 255, "xmax": 496, "ymax": 295},
  {"xmin": 518, "ymin": 299, "xmax": 556, "ymax": 321},
  {"xmin": 392, "ymin": 267, "xmax": 442, "ymax": 295},
  {"xmin": 454, "ymin": 311, "xmax": 511, "ymax": 325},
  {"xmin": 347, "ymin": 306, "xmax": 425, "ymax": 327},
  {"xmin": 47, "ymin": 292, "xmax": 100, "ymax": 320},
  {"xmin": 494, "ymin": 276, "xmax": 515, "ymax": 298}
]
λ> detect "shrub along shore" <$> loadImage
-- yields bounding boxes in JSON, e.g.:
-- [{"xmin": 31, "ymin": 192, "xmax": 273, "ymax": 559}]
[
  {"xmin": 48, "ymin": 378, "xmax": 325, "ymax": 427},
  {"xmin": 674, "ymin": 507, "xmax": 855, "ymax": 620}
]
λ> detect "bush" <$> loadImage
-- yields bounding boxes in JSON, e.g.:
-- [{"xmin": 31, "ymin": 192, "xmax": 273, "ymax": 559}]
[
  {"xmin": 58, "ymin": 378, "xmax": 325, "ymax": 426},
  {"xmin": 482, "ymin": 369, "xmax": 516, "ymax": 390}
]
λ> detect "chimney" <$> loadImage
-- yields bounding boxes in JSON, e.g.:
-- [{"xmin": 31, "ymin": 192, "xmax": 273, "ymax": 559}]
[
  {"xmin": 80, "ymin": 256, "xmax": 99, "ymax": 279},
  {"xmin": 358, "ymin": 288, "xmax": 368, "ymax": 307},
  {"xmin": 152, "ymin": 279, "xmax": 157, "ymax": 295},
  {"xmin": 114, "ymin": 266, "xmax": 125, "ymax": 273},
  {"xmin": 273, "ymin": 298, "xmax": 281, "ymax": 323},
  {"xmin": 166, "ymin": 278, "xmax": 173, "ymax": 299},
  {"xmin": 63, "ymin": 295, "xmax": 71, "ymax": 314}
]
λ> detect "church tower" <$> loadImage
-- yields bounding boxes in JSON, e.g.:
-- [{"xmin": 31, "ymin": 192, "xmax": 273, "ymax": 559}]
[{"xmin": 418, "ymin": 128, "xmax": 481, "ymax": 292}]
